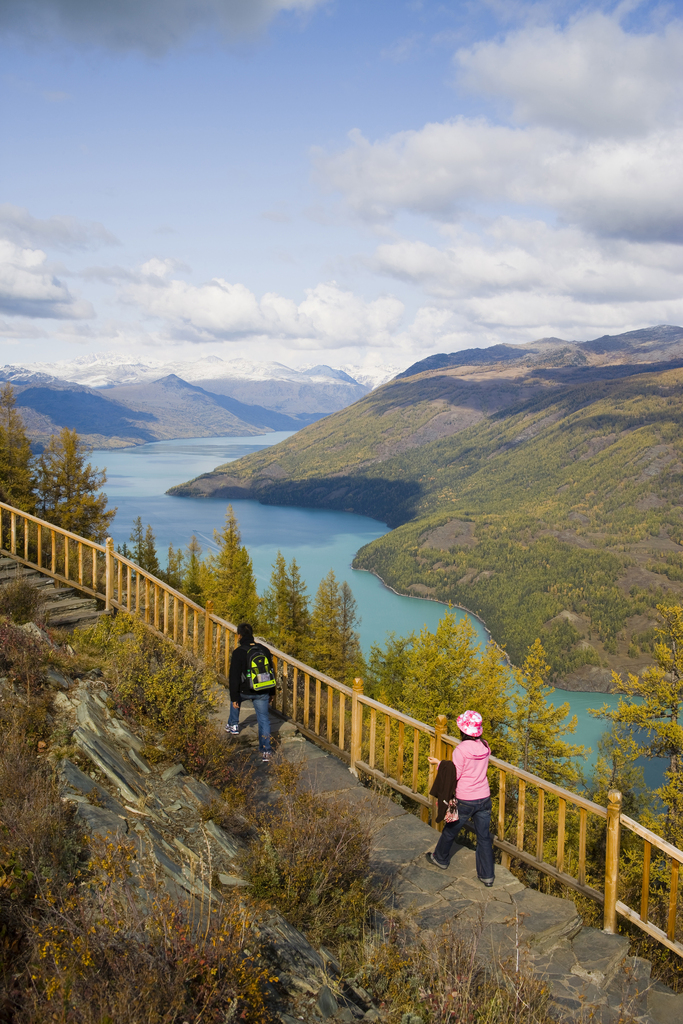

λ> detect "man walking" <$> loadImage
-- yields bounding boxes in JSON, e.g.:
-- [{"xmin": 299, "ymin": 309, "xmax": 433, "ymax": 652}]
[{"xmin": 227, "ymin": 622, "xmax": 276, "ymax": 762}]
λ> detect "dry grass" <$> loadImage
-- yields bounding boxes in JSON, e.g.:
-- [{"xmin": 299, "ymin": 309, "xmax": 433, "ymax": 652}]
[
  {"xmin": 354, "ymin": 923, "xmax": 555, "ymax": 1024},
  {"xmin": 243, "ymin": 756, "xmax": 382, "ymax": 951},
  {"xmin": 0, "ymin": 577, "xmax": 45, "ymax": 626}
]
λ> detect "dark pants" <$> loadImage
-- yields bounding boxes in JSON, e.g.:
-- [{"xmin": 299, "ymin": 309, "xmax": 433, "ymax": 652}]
[{"xmin": 433, "ymin": 796, "xmax": 494, "ymax": 882}]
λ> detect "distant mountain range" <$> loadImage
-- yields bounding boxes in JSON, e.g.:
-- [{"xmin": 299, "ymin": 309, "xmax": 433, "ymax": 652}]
[{"xmin": 0, "ymin": 356, "xmax": 404, "ymax": 450}]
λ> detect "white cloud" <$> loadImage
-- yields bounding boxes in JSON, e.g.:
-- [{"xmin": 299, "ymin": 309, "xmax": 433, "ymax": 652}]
[
  {"xmin": 0, "ymin": 0, "xmax": 326, "ymax": 54},
  {"xmin": 316, "ymin": 120, "xmax": 683, "ymax": 242},
  {"xmin": 315, "ymin": 12, "xmax": 683, "ymax": 245},
  {"xmin": 0, "ymin": 240, "xmax": 94, "ymax": 319},
  {"xmin": 374, "ymin": 219, "xmax": 683, "ymax": 338},
  {"xmin": 0, "ymin": 204, "xmax": 119, "ymax": 251},
  {"xmin": 122, "ymin": 263, "xmax": 405, "ymax": 349},
  {"xmin": 456, "ymin": 13, "xmax": 683, "ymax": 137}
]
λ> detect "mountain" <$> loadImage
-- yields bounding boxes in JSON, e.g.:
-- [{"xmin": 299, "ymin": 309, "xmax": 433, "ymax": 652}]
[
  {"xmin": 399, "ymin": 324, "xmax": 683, "ymax": 378},
  {"xmin": 105, "ymin": 375, "xmax": 316, "ymax": 432},
  {"xmin": 5, "ymin": 373, "xmax": 309, "ymax": 450},
  {"xmin": 14, "ymin": 354, "xmax": 373, "ymax": 416},
  {"xmin": 168, "ymin": 325, "xmax": 683, "ymax": 689}
]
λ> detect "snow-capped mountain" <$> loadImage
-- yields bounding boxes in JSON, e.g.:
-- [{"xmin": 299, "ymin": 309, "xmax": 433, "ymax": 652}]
[{"xmin": 3, "ymin": 353, "xmax": 403, "ymax": 415}]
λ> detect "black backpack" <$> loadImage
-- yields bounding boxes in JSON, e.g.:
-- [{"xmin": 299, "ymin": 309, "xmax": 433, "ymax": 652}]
[{"xmin": 242, "ymin": 643, "xmax": 276, "ymax": 692}]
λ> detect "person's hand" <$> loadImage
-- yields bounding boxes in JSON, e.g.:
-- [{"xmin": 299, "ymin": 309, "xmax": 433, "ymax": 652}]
[
  {"xmin": 232, "ymin": 701, "xmax": 239, "ymax": 709},
  {"xmin": 428, "ymin": 756, "xmax": 441, "ymax": 765}
]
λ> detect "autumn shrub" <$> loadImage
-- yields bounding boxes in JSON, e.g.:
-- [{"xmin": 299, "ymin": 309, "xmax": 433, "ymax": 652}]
[
  {"xmin": 165, "ymin": 718, "xmax": 256, "ymax": 796},
  {"xmin": 355, "ymin": 927, "xmax": 554, "ymax": 1024},
  {"xmin": 243, "ymin": 757, "xmax": 380, "ymax": 949},
  {"xmin": 0, "ymin": 576, "xmax": 45, "ymax": 625},
  {"xmin": 0, "ymin": 718, "xmax": 82, "ymax": 993},
  {"xmin": 0, "ymin": 620, "xmax": 44, "ymax": 694},
  {"xmin": 11, "ymin": 835, "xmax": 278, "ymax": 1024},
  {"xmin": 72, "ymin": 612, "xmax": 219, "ymax": 765}
]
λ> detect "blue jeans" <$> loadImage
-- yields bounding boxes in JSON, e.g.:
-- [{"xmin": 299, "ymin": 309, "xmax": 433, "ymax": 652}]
[
  {"xmin": 239, "ymin": 693, "xmax": 272, "ymax": 753},
  {"xmin": 228, "ymin": 702, "xmax": 240, "ymax": 729},
  {"xmin": 433, "ymin": 796, "xmax": 495, "ymax": 882}
]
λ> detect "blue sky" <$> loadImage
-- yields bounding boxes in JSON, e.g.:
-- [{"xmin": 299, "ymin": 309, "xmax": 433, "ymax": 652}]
[{"xmin": 2, "ymin": 0, "xmax": 683, "ymax": 370}]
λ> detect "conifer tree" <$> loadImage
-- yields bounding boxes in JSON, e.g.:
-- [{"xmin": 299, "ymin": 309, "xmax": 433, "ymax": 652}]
[
  {"xmin": 590, "ymin": 724, "xmax": 645, "ymax": 817},
  {"xmin": 397, "ymin": 613, "xmax": 512, "ymax": 755},
  {"xmin": 183, "ymin": 535, "xmax": 204, "ymax": 602},
  {"xmin": 0, "ymin": 383, "xmax": 35, "ymax": 511},
  {"xmin": 129, "ymin": 517, "xmax": 160, "ymax": 575},
  {"xmin": 366, "ymin": 632, "xmax": 411, "ymax": 707},
  {"xmin": 37, "ymin": 428, "xmax": 114, "ymax": 540},
  {"xmin": 203, "ymin": 506, "xmax": 259, "ymax": 625},
  {"xmin": 310, "ymin": 569, "xmax": 364, "ymax": 682},
  {"xmin": 509, "ymin": 639, "xmax": 585, "ymax": 786},
  {"xmin": 163, "ymin": 544, "xmax": 185, "ymax": 591},
  {"xmin": 261, "ymin": 551, "xmax": 310, "ymax": 658},
  {"xmin": 592, "ymin": 603, "xmax": 683, "ymax": 844},
  {"xmin": 339, "ymin": 581, "xmax": 362, "ymax": 677}
]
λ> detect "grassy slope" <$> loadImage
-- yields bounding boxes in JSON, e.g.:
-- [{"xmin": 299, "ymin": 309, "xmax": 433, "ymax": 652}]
[{"xmin": 171, "ymin": 363, "xmax": 683, "ymax": 683}]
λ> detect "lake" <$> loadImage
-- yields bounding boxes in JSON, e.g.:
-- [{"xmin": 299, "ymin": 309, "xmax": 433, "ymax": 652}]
[{"xmin": 90, "ymin": 433, "xmax": 653, "ymax": 782}]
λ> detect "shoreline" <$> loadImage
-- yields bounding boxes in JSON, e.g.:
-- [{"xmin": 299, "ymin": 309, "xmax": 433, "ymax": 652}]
[{"xmin": 352, "ymin": 562, "xmax": 495, "ymax": 641}]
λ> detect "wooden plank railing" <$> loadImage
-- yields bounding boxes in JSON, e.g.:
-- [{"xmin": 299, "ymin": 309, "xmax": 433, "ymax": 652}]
[{"xmin": 1, "ymin": 498, "xmax": 682, "ymax": 955}]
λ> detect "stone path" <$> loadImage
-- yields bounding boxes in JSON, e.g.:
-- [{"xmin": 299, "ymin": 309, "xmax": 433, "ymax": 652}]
[
  {"xmin": 2, "ymin": 546, "xmax": 679, "ymax": 1024},
  {"xmin": 213, "ymin": 697, "xmax": 683, "ymax": 1024},
  {"xmin": 0, "ymin": 556, "xmax": 105, "ymax": 629}
]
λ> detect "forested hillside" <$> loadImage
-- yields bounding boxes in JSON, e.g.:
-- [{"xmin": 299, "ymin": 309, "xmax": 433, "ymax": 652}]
[{"xmin": 169, "ymin": 330, "xmax": 683, "ymax": 686}]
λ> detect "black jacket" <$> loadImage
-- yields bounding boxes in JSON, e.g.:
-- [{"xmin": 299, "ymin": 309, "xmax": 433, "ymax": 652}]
[{"xmin": 229, "ymin": 640, "xmax": 274, "ymax": 703}]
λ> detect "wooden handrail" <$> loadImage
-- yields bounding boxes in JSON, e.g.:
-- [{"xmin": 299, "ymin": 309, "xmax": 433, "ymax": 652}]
[{"xmin": 1, "ymin": 497, "xmax": 683, "ymax": 954}]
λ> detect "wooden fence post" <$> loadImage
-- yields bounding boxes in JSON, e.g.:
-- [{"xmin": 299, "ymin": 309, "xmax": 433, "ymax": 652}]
[
  {"xmin": 350, "ymin": 677, "xmax": 364, "ymax": 776},
  {"xmin": 603, "ymin": 789, "xmax": 622, "ymax": 934},
  {"xmin": 204, "ymin": 600, "xmax": 214, "ymax": 665},
  {"xmin": 105, "ymin": 537, "xmax": 114, "ymax": 610},
  {"xmin": 280, "ymin": 659, "xmax": 289, "ymax": 719},
  {"xmin": 429, "ymin": 714, "xmax": 448, "ymax": 828}
]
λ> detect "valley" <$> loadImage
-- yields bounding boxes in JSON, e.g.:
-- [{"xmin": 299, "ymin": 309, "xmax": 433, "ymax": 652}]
[{"xmin": 169, "ymin": 326, "xmax": 683, "ymax": 687}]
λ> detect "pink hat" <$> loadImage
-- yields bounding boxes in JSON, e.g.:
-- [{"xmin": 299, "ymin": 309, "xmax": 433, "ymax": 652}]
[{"xmin": 457, "ymin": 710, "xmax": 483, "ymax": 737}]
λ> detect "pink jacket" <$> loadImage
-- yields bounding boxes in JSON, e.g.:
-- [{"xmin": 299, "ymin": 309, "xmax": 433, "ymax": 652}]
[{"xmin": 453, "ymin": 738, "xmax": 491, "ymax": 801}]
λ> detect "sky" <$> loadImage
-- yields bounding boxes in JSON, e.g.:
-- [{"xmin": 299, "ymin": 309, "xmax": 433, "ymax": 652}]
[{"xmin": 2, "ymin": 0, "xmax": 683, "ymax": 371}]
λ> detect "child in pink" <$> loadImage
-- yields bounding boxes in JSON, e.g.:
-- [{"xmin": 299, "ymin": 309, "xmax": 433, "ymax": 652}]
[{"xmin": 427, "ymin": 710, "xmax": 495, "ymax": 885}]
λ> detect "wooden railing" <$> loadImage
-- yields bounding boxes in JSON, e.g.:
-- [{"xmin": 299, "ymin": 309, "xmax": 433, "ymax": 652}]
[{"xmin": 1, "ymin": 499, "xmax": 682, "ymax": 956}]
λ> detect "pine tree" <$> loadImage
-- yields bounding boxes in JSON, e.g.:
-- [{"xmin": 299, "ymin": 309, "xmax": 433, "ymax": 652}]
[
  {"xmin": 509, "ymin": 639, "xmax": 585, "ymax": 786},
  {"xmin": 37, "ymin": 428, "xmax": 114, "ymax": 540},
  {"xmin": 397, "ymin": 613, "xmax": 512, "ymax": 755},
  {"xmin": 183, "ymin": 535, "xmax": 204, "ymax": 603},
  {"xmin": 339, "ymin": 581, "xmax": 363, "ymax": 680},
  {"xmin": 163, "ymin": 544, "xmax": 185, "ymax": 591},
  {"xmin": 261, "ymin": 551, "xmax": 310, "ymax": 658},
  {"xmin": 0, "ymin": 383, "xmax": 35, "ymax": 511},
  {"xmin": 129, "ymin": 517, "xmax": 160, "ymax": 575},
  {"xmin": 592, "ymin": 603, "xmax": 683, "ymax": 845},
  {"xmin": 309, "ymin": 569, "xmax": 364, "ymax": 682},
  {"xmin": 203, "ymin": 506, "xmax": 259, "ymax": 625},
  {"xmin": 366, "ymin": 632, "xmax": 411, "ymax": 706},
  {"xmin": 590, "ymin": 724, "xmax": 645, "ymax": 817}
]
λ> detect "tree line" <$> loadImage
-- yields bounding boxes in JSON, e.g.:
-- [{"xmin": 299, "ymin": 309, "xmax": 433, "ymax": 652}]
[
  {"xmin": 0, "ymin": 383, "xmax": 115, "ymax": 540},
  {"xmin": 122, "ymin": 507, "xmax": 365, "ymax": 685}
]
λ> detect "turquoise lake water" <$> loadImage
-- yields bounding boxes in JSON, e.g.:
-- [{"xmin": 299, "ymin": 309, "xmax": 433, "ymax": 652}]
[{"xmin": 90, "ymin": 433, "xmax": 658, "ymax": 784}]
